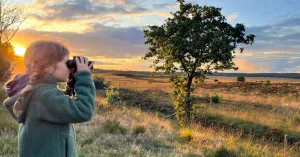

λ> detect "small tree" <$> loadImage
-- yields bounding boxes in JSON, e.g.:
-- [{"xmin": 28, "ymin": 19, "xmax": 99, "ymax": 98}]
[{"xmin": 143, "ymin": 0, "xmax": 255, "ymax": 126}]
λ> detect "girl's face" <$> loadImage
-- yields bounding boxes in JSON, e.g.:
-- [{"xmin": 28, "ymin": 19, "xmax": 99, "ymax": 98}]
[{"xmin": 49, "ymin": 54, "xmax": 71, "ymax": 82}]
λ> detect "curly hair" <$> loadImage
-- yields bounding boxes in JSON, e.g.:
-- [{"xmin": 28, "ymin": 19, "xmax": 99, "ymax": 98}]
[{"xmin": 12, "ymin": 40, "xmax": 70, "ymax": 116}]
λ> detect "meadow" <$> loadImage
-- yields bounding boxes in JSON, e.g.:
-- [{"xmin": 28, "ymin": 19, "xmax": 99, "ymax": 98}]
[{"xmin": 1, "ymin": 70, "xmax": 300, "ymax": 157}]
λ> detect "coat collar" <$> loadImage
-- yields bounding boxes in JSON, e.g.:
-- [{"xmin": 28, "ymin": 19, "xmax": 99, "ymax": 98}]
[{"xmin": 36, "ymin": 73, "xmax": 58, "ymax": 85}]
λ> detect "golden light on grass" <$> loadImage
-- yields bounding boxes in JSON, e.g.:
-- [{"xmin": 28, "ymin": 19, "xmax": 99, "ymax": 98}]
[{"xmin": 13, "ymin": 45, "xmax": 26, "ymax": 57}]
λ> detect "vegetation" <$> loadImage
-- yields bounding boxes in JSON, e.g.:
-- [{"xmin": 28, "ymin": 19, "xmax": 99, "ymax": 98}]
[
  {"xmin": 1, "ymin": 72, "xmax": 300, "ymax": 156},
  {"xmin": 143, "ymin": 0, "xmax": 255, "ymax": 126},
  {"xmin": 93, "ymin": 75, "xmax": 110, "ymax": 90},
  {"xmin": 237, "ymin": 76, "xmax": 246, "ymax": 82}
]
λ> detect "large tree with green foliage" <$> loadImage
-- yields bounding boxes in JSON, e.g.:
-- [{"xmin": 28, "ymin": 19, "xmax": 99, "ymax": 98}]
[{"xmin": 143, "ymin": 0, "xmax": 255, "ymax": 126}]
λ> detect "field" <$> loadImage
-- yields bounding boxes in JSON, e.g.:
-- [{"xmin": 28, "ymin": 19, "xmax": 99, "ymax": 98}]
[{"xmin": 1, "ymin": 70, "xmax": 300, "ymax": 156}]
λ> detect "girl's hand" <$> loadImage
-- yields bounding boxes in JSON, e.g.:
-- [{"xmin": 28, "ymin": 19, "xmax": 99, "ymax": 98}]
[{"xmin": 75, "ymin": 56, "xmax": 94, "ymax": 72}]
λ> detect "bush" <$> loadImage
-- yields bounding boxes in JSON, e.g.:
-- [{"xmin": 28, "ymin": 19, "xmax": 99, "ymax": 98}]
[
  {"xmin": 93, "ymin": 75, "xmax": 110, "ymax": 90},
  {"xmin": 214, "ymin": 79, "xmax": 219, "ymax": 82},
  {"xmin": 179, "ymin": 128, "xmax": 193, "ymax": 142},
  {"xmin": 211, "ymin": 94, "xmax": 221, "ymax": 104},
  {"xmin": 132, "ymin": 125, "xmax": 146, "ymax": 135},
  {"xmin": 266, "ymin": 80, "xmax": 271, "ymax": 85},
  {"xmin": 236, "ymin": 76, "xmax": 245, "ymax": 82},
  {"xmin": 104, "ymin": 88, "xmax": 121, "ymax": 105},
  {"xmin": 211, "ymin": 147, "xmax": 237, "ymax": 157},
  {"xmin": 292, "ymin": 111, "xmax": 300, "ymax": 125},
  {"xmin": 102, "ymin": 119, "xmax": 127, "ymax": 134}
]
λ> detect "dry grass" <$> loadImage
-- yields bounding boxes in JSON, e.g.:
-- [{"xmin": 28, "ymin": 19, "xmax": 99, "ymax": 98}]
[{"xmin": 1, "ymin": 72, "xmax": 300, "ymax": 156}]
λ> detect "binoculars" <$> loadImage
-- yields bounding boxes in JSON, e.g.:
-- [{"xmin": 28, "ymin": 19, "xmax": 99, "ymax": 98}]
[
  {"xmin": 66, "ymin": 56, "xmax": 94, "ymax": 73},
  {"xmin": 65, "ymin": 56, "xmax": 94, "ymax": 97}
]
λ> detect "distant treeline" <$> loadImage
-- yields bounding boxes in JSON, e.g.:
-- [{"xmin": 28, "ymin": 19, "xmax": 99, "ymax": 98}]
[
  {"xmin": 91, "ymin": 69, "xmax": 300, "ymax": 79},
  {"xmin": 209, "ymin": 73, "xmax": 300, "ymax": 79}
]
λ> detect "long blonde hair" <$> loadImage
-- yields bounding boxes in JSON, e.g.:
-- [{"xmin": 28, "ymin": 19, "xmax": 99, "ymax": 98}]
[{"xmin": 11, "ymin": 40, "xmax": 70, "ymax": 116}]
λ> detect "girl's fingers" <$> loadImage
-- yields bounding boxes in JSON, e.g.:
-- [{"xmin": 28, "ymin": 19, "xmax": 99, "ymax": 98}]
[
  {"xmin": 89, "ymin": 61, "xmax": 94, "ymax": 68},
  {"xmin": 75, "ymin": 57, "xmax": 79, "ymax": 65},
  {"xmin": 80, "ymin": 56, "xmax": 84, "ymax": 64},
  {"xmin": 84, "ymin": 57, "xmax": 88, "ymax": 65}
]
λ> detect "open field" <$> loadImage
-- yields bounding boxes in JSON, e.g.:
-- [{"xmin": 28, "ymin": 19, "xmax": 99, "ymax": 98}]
[{"xmin": 1, "ymin": 70, "xmax": 300, "ymax": 156}]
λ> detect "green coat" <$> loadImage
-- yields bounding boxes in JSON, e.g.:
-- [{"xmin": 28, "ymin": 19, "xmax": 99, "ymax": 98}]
[{"xmin": 3, "ymin": 70, "xmax": 96, "ymax": 157}]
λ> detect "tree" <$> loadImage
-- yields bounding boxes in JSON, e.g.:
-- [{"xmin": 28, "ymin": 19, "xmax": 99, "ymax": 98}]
[
  {"xmin": 0, "ymin": 0, "xmax": 26, "ymax": 45},
  {"xmin": 0, "ymin": 0, "xmax": 27, "ymax": 83},
  {"xmin": 143, "ymin": 0, "xmax": 255, "ymax": 127},
  {"xmin": 0, "ymin": 42, "xmax": 20, "ymax": 83}
]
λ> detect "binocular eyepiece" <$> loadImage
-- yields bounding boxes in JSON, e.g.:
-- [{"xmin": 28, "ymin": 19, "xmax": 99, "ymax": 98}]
[{"xmin": 66, "ymin": 56, "xmax": 93, "ymax": 73}]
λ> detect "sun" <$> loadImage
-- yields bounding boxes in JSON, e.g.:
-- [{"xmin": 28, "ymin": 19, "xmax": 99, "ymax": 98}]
[{"xmin": 14, "ymin": 45, "xmax": 26, "ymax": 57}]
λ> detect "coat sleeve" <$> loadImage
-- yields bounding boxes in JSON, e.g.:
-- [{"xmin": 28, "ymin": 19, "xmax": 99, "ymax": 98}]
[
  {"xmin": 35, "ymin": 70, "xmax": 96, "ymax": 124},
  {"xmin": 2, "ymin": 93, "xmax": 19, "ymax": 121}
]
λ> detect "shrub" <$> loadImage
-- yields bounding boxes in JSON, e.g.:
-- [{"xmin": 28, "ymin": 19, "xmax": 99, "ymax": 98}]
[
  {"xmin": 266, "ymin": 80, "xmax": 271, "ymax": 85},
  {"xmin": 211, "ymin": 147, "xmax": 237, "ymax": 157},
  {"xmin": 214, "ymin": 79, "xmax": 219, "ymax": 82},
  {"xmin": 292, "ymin": 111, "xmax": 300, "ymax": 125},
  {"xmin": 179, "ymin": 128, "xmax": 193, "ymax": 142},
  {"xmin": 104, "ymin": 88, "xmax": 121, "ymax": 105},
  {"xmin": 211, "ymin": 94, "xmax": 221, "ymax": 104},
  {"xmin": 132, "ymin": 125, "xmax": 146, "ymax": 135},
  {"xmin": 93, "ymin": 75, "xmax": 110, "ymax": 90},
  {"xmin": 236, "ymin": 76, "xmax": 245, "ymax": 82},
  {"xmin": 102, "ymin": 119, "xmax": 127, "ymax": 134}
]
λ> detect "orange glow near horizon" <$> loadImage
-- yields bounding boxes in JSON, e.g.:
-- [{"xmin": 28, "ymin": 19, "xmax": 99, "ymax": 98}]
[{"xmin": 14, "ymin": 45, "xmax": 26, "ymax": 57}]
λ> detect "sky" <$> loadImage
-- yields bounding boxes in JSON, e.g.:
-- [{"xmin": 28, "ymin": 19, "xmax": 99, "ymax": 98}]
[{"xmin": 9, "ymin": 0, "xmax": 300, "ymax": 73}]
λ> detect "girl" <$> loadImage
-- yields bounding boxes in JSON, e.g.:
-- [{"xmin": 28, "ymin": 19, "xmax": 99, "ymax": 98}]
[{"xmin": 3, "ymin": 40, "xmax": 96, "ymax": 157}]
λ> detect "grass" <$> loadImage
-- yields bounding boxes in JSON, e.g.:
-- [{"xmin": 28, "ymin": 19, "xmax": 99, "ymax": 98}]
[
  {"xmin": 0, "ymin": 89, "xmax": 19, "ymax": 157},
  {"xmin": 1, "ymin": 72, "xmax": 300, "ymax": 156}
]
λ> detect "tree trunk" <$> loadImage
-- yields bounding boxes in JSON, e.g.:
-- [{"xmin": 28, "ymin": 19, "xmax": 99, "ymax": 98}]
[
  {"xmin": 0, "ymin": 0, "xmax": 2, "ymax": 45},
  {"xmin": 185, "ymin": 75, "xmax": 193, "ymax": 126}
]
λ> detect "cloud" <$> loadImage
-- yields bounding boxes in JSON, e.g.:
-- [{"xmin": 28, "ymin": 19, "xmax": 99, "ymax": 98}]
[
  {"xmin": 22, "ymin": 0, "xmax": 174, "ymax": 33},
  {"xmin": 242, "ymin": 20, "xmax": 300, "ymax": 64},
  {"xmin": 29, "ymin": 0, "xmax": 152, "ymax": 22},
  {"xmin": 152, "ymin": 2, "xmax": 178, "ymax": 10},
  {"xmin": 88, "ymin": 56, "xmax": 155, "ymax": 71},
  {"xmin": 227, "ymin": 12, "xmax": 238, "ymax": 21},
  {"xmin": 11, "ymin": 26, "xmax": 156, "ymax": 71},
  {"xmin": 276, "ymin": 17, "xmax": 300, "ymax": 27},
  {"xmin": 12, "ymin": 23, "xmax": 148, "ymax": 58},
  {"xmin": 234, "ymin": 58, "xmax": 269, "ymax": 73},
  {"xmin": 14, "ymin": 1, "xmax": 300, "ymax": 72}
]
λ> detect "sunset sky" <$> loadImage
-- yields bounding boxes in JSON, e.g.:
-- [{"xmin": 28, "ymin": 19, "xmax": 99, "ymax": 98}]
[{"xmin": 10, "ymin": 0, "xmax": 300, "ymax": 72}]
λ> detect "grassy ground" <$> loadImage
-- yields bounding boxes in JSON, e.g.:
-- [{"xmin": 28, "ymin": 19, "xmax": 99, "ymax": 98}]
[{"xmin": 1, "ymin": 71, "xmax": 300, "ymax": 156}]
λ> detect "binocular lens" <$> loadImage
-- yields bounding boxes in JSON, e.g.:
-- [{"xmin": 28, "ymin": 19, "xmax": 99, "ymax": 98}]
[
  {"xmin": 66, "ymin": 56, "xmax": 93, "ymax": 72},
  {"xmin": 66, "ymin": 60, "xmax": 93, "ymax": 69}
]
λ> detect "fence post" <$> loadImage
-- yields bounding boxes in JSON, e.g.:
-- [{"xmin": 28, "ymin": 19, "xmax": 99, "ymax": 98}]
[{"xmin": 284, "ymin": 134, "xmax": 288, "ymax": 156}]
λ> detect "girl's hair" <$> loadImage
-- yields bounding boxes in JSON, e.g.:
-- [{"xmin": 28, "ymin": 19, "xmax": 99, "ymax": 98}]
[{"xmin": 12, "ymin": 40, "xmax": 70, "ymax": 116}]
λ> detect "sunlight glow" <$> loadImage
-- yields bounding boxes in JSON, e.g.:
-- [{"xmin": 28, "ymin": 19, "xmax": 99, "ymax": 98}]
[{"xmin": 14, "ymin": 45, "xmax": 26, "ymax": 56}]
